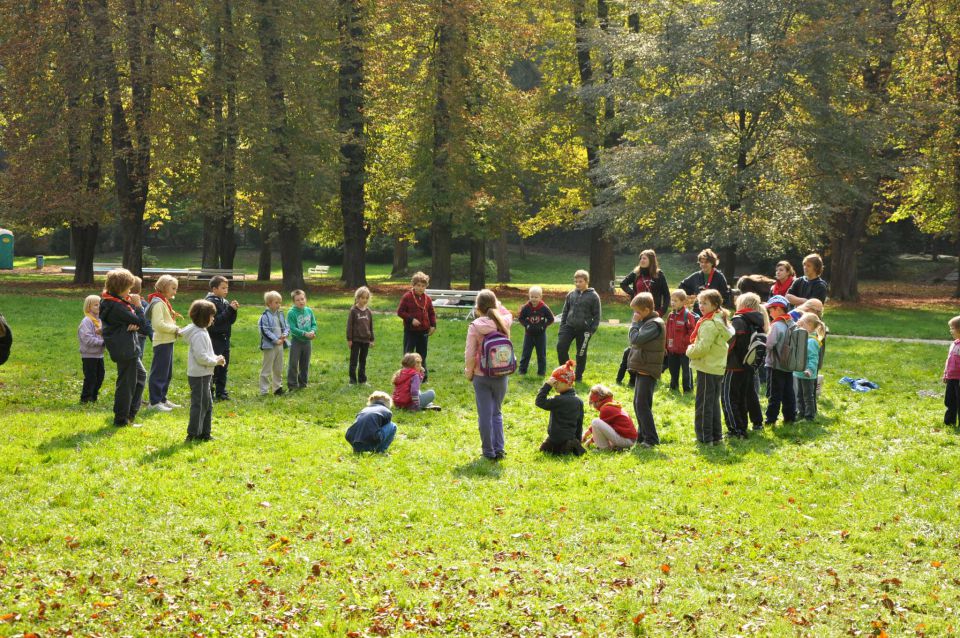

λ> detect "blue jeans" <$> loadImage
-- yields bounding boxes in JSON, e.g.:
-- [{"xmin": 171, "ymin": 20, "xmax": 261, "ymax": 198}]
[
  {"xmin": 418, "ymin": 389, "xmax": 436, "ymax": 408},
  {"xmin": 519, "ymin": 331, "xmax": 547, "ymax": 375},
  {"xmin": 473, "ymin": 375, "xmax": 508, "ymax": 458},
  {"xmin": 352, "ymin": 422, "xmax": 397, "ymax": 453}
]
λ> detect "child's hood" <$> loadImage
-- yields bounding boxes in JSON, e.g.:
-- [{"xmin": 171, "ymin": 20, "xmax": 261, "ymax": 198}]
[{"xmin": 179, "ymin": 324, "xmax": 202, "ymax": 341}]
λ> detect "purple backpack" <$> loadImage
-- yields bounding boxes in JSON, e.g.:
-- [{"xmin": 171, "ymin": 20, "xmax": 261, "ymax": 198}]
[{"xmin": 479, "ymin": 331, "xmax": 516, "ymax": 376}]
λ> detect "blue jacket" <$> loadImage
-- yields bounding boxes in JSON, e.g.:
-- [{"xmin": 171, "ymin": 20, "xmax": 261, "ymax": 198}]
[
  {"xmin": 259, "ymin": 309, "xmax": 289, "ymax": 350},
  {"xmin": 794, "ymin": 336, "xmax": 822, "ymax": 379},
  {"xmin": 345, "ymin": 404, "xmax": 394, "ymax": 447}
]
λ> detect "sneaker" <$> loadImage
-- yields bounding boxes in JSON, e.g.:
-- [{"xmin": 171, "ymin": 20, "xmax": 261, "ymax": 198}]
[
  {"xmin": 274, "ymin": 387, "xmax": 285, "ymax": 396},
  {"xmin": 163, "ymin": 400, "xmax": 181, "ymax": 409},
  {"xmin": 424, "ymin": 404, "xmax": 442, "ymax": 411},
  {"xmin": 149, "ymin": 403, "xmax": 173, "ymax": 412},
  {"xmin": 129, "ymin": 421, "xmax": 144, "ymax": 428},
  {"xmin": 214, "ymin": 393, "xmax": 230, "ymax": 402}
]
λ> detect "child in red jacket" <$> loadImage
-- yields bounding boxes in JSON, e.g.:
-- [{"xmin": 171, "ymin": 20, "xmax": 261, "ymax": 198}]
[
  {"xmin": 582, "ymin": 385, "xmax": 638, "ymax": 451},
  {"xmin": 665, "ymin": 290, "xmax": 698, "ymax": 393},
  {"xmin": 396, "ymin": 271, "xmax": 436, "ymax": 382},
  {"xmin": 392, "ymin": 352, "xmax": 440, "ymax": 411}
]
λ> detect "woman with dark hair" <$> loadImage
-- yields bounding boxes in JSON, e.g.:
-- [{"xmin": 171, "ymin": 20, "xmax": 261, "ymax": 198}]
[
  {"xmin": 771, "ymin": 261, "xmax": 795, "ymax": 298},
  {"xmin": 620, "ymin": 249, "xmax": 670, "ymax": 316},
  {"xmin": 679, "ymin": 248, "xmax": 732, "ymax": 313}
]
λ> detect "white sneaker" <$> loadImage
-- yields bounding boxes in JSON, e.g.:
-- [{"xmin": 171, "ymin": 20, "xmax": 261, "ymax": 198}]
[
  {"xmin": 163, "ymin": 400, "xmax": 181, "ymax": 409},
  {"xmin": 149, "ymin": 403, "xmax": 173, "ymax": 412}
]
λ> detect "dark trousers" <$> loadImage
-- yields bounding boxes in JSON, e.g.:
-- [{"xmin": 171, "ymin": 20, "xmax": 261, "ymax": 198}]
[
  {"xmin": 113, "ymin": 357, "xmax": 146, "ymax": 426},
  {"xmin": 519, "ymin": 331, "xmax": 547, "ymax": 375},
  {"xmin": 616, "ymin": 348, "xmax": 637, "ymax": 387},
  {"xmin": 350, "ymin": 342, "xmax": 370, "ymax": 383},
  {"xmin": 148, "ymin": 342, "xmax": 174, "ymax": 405},
  {"xmin": 81, "ymin": 357, "xmax": 105, "ymax": 402},
  {"xmin": 540, "ymin": 437, "xmax": 586, "ymax": 456},
  {"xmin": 694, "ymin": 371, "xmax": 723, "ymax": 443},
  {"xmin": 945, "ymin": 379, "xmax": 960, "ymax": 426},
  {"xmin": 766, "ymin": 368, "xmax": 797, "ymax": 424},
  {"xmin": 187, "ymin": 374, "xmax": 213, "ymax": 439},
  {"xmin": 211, "ymin": 335, "xmax": 230, "ymax": 398},
  {"xmin": 633, "ymin": 374, "xmax": 659, "ymax": 445},
  {"xmin": 403, "ymin": 329, "xmax": 430, "ymax": 380},
  {"xmin": 721, "ymin": 369, "xmax": 756, "ymax": 436},
  {"xmin": 556, "ymin": 326, "xmax": 589, "ymax": 381},
  {"xmin": 288, "ymin": 340, "xmax": 311, "ymax": 389},
  {"xmin": 666, "ymin": 353, "xmax": 693, "ymax": 392},
  {"xmin": 797, "ymin": 377, "xmax": 818, "ymax": 419}
]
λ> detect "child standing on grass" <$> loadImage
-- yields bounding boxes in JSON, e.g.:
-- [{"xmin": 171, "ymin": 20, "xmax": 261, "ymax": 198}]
[
  {"xmin": 664, "ymin": 290, "xmax": 698, "ymax": 393},
  {"xmin": 130, "ymin": 276, "xmax": 153, "ymax": 363},
  {"xmin": 99, "ymin": 268, "xmax": 147, "ymax": 427},
  {"xmin": 536, "ymin": 360, "xmax": 586, "ymax": 456},
  {"xmin": 181, "ymin": 300, "xmax": 225, "ymax": 442},
  {"xmin": 392, "ymin": 352, "xmax": 439, "ymax": 411},
  {"xmin": 686, "ymin": 289, "xmax": 732, "ymax": 445},
  {"xmin": 582, "ymin": 385, "xmax": 637, "ymax": 451},
  {"xmin": 396, "ymin": 272, "xmax": 436, "ymax": 382},
  {"xmin": 287, "ymin": 289, "xmax": 317, "ymax": 391},
  {"xmin": 943, "ymin": 316, "xmax": 960, "ymax": 427},
  {"xmin": 146, "ymin": 275, "xmax": 182, "ymax": 412},
  {"xmin": 627, "ymin": 292, "xmax": 666, "ymax": 448},
  {"xmin": 722, "ymin": 292, "xmax": 768, "ymax": 438},
  {"xmin": 794, "ymin": 312, "xmax": 825, "ymax": 421},
  {"xmin": 557, "ymin": 270, "xmax": 601, "ymax": 383},
  {"xmin": 259, "ymin": 291, "xmax": 289, "ymax": 396},
  {"xmin": 347, "ymin": 286, "xmax": 374, "ymax": 385},
  {"xmin": 518, "ymin": 285, "xmax": 554, "ymax": 376},
  {"xmin": 345, "ymin": 391, "xmax": 398, "ymax": 453},
  {"xmin": 763, "ymin": 295, "xmax": 797, "ymax": 426},
  {"xmin": 465, "ymin": 289, "xmax": 514, "ymax": 460},
  {"xmin": 205, "ymin": 276, "xmax": 239, "ymax": 401},
  {"xmin": 78, "ymin": 295, "xmax": 105, "ymax": 403}
]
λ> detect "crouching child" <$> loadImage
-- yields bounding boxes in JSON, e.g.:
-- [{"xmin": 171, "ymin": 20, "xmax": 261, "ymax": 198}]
[
  {"xmin": 536, "ymin": 360, "xmax": 586, "ymax": 456},
  {"xmin": 345, "ymin": 392, "xmax": 398, "ymax": 453}
]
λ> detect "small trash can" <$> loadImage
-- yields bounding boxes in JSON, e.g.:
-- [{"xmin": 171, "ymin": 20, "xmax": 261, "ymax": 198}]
[
  {"xmin": 0, "ymin": 229, "xmax": 13, "ymax": 270},
  {"xmin": 35, "ymin": 255, "xmax": 45, "ymax": 269}
]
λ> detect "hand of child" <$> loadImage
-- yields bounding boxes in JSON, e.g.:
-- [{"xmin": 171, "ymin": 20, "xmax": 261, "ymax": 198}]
[
  {"xmin": 546, "ymin": 377, "xmax": 557, "ymax": 388},
  {"xmin": 129, "ymin": 293, "xmax": 141, "ymax": 306},
  {"xmin": 347, "ymin": 340, "xmax": 352, "ymax": 348},
  {"xmin": 307, "ymin": 331, "xmax": 315, "ymax": 339},
  {"xmin": 95, "ymin": 327, "xmax": 102, "ymax": 335},
  {"xmin": 126, "ymin": 324, "xmax": 139, "ymax": 332},
  {"xmin": 230, "ymin": 300, "xmax": 240, "ymax": 309},
  {"xmin": 174, "ymin": 312, "xmax": 183, "ymax": 320},
  {"xmin": 428, "ymin": 327, "xmax": 436, "ymax": 336},
  {"xmin": 370, "ymin": 341, "xmax": 374, "ymax": 348},
  {"xmin": 464, "ymin": 368, "xmax": 474, "ymax": 381},
  {"xmin": 632, "ymin": 312, "xmax": 641, "ymax": 323},
  {"xmin": 216, "ymin": 355, "xmax": 226, "ymax": 366},
  {"xmin": 804, "ymin": 370, "xmax": 813, "ymax": 378}
]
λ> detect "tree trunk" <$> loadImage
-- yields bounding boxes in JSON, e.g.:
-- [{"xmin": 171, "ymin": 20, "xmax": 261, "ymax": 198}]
[
  {"xmin": 719, "ymin": 246, "xmax": 738, "ymax": 279},
  {"xmin": 256, "ymin": 0, "xmax": 303, "ymax": 291},
  {"xmin": 953, "ymin": 66, "xmax": 960, "ymax": 297},
  {"xmin": 338, "ymin": 0, "xmax": 368, "ymax": 288},
  {"xmin": 495, "ymin": 235, "xmax": 510, "ymax": 282},
  {"xmin": 431, "ymin": 220, "xmax": 453, "ymax": 287},
  {"xmin": 202, "ymin": 214, "xmax": 220, "ymax": 268},
  {"xmin": 828, "ymin": 203, "xmax": 870, "ymax": 301},
  {"xmin": 258, "ymin": 218, "xmax": 272, "ymax": 281},
  {"xmin": 71, "ymin": 223, "xmax": 100, "ymax": 284},
  {"xmin": 589, "ymin": 227, "xmax": 615, "ymax": 293},
  {"xmin": 391, "ymin": 237, "xmax": 409, "ymax": 277},
  {"xmin": 469, "ymin": 237, "xmax": 486, "ymax": 290}
]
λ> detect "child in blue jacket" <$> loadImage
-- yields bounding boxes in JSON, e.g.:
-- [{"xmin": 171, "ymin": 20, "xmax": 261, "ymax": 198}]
[
  {"xmin": 346, "ymin": 392, "xmax": 398, "ymax": 453},
  {"xmin": 259, "ymin": 291, "xmax": 290, "ymax": 396},
  {"xmin": 794, "ymin": 312, "xmax": 825, "ymax": 421}
]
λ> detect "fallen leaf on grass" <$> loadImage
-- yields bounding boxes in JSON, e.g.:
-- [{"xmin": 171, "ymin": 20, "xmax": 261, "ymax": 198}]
[
  {"xmin": 660, "ymin": 563, "xmax": 671, "ymax": 574},
  {"xmin": 930, "ymin": 561, "xmax": 943, "ymax": 568},
  {"xmin": 92, "ymin": 598, "xmax": 118, "ymax": 608}
]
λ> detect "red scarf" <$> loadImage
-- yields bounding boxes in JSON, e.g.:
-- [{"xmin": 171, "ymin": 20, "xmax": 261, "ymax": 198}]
[
  {"xmin": 101, "ymin": 292, "xmax": 133, "ymax": 309},
  {"xmin": 734, "ymin": 308, "xmax": 753, "ymax": 316},
  {"xmin": 771, "ymin": 276, "xmax": 793, "ymax": 297},
  {"xmin": 147, "ymin": 292, "xmax": 174, "ymax": 316},
  {"xmin": 689, "ymin": 310, "xmax": 716, "ymax": 345}
]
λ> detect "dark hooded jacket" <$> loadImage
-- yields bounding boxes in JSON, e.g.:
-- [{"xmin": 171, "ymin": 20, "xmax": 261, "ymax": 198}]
[{"xmin": 726, "ymin": 310, "xmax": 766, "ymax": 371}]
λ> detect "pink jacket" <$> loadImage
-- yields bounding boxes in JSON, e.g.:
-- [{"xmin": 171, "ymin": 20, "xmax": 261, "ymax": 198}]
[
  {"xmin": 944, "ymin": 340, "xmax": 960, "ymax": 381},
  {"xmin": 464, "ymin": 305, "xmax": 514, "ymax": 377}
]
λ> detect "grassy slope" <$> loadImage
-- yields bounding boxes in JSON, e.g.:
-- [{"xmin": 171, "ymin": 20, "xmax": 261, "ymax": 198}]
[{"xmin": 0, "ymin": 292, "xmax": 957, "ymax": 636}]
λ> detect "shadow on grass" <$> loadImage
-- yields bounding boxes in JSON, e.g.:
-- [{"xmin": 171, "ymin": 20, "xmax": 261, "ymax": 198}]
[
  {"xmin": 139, "ymin": 440, "xmax": 193, "ymax": 464},
  {"xmin": 631, "ymin": 446, "xmax": 670, "ymax": 463},
  {"xmin": 770, "ymin": 416, "xmax": 832, "ymax": 445},
  {"xmin": 453, "ymin": 457, "xmax": 504, "ymax": 479},
  {"xmin": 37, "ymin": 422, "xmax": 118, "ymax": 452}
]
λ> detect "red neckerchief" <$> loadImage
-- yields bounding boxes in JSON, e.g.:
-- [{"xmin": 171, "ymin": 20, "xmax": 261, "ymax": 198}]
[
  {"xmin": 101, "ymin": 292, "xmax": 134, "ymax": 310},
  {"xmin": 689, "ymin": 310, "xmax": 716, "ymax": 345},
  {"xmin": 147, "ymin": 292, "xmax": 174, "ymax": 316},
  {"xmin": 528, "ymin": 300, "xmax": 544, "ymax": 310},
  {"xmin": 772, "ymin": 315, "xmax": 790, "ymax": 325},
  {"xmin": 734, "ymin": 308, "xmax": 753, "ymax": 316},
  {"xmin": 771, "ymin": 276, "xmax": 793, "ymax": 297}
]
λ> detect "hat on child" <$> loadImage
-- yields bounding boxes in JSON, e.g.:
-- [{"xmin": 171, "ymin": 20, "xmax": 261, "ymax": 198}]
[
  {"xmin": 551, "ymin": 360, "xmax": 577, "ymax": 386},
  {"xmin": 766, "ymin": 295, "xmax": 789, "ymax": 310}
]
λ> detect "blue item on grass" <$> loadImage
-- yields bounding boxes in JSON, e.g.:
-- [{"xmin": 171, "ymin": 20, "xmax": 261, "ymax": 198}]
[{"xmin": 839, "ymin": 376, "xmax": 879, "ymax": 392}]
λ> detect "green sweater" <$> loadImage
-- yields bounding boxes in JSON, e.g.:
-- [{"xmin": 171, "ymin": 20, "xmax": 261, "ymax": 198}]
[
  {"xmin": 287, "ymin": 306, "xmax": 318, "ymax": 343},
  {"xmin": 686, "ymin": 314, "xmax": 732, "ymax": 376}
]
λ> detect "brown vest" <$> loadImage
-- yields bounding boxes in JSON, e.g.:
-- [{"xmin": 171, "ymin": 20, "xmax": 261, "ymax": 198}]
[{"xmin": 627, "ymin": 315, "xmax": 667, "ymax": 379}]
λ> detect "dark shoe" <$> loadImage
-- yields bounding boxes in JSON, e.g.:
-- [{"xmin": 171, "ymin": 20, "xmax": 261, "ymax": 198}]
[
  {"xmin": 495, "ymin": 452, "xmax": 507, "ymax": 459},
  {"xmin": 424, "ymin": 404, "xmax": 442, "ymax": 411},
  {"xmin": 199, "ymin": 435, "xmax": 215, "ymax": 441},
  {"xmin": 113, "ymin": 421, "xmax": 127, "ymax": 427},
  {"xmin": 214, "ymin": 394, "xmax": 230, "ymax": 402},
  {"xmin": 349, "ymin": 379, "xmax": 357, "ymax": 385},
  {"xmin": 274, "ymin": 388, "xmax": 285, "ymax": 396},
  {"xmin": 483, "ymin": 455, "xmax": 499, "ymax": 462},
  {"xmin": 185, "ymin": 435, "xmax": 196, "ymax": 442}
]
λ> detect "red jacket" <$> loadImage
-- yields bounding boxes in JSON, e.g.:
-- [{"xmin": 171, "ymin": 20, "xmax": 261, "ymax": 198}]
[
  {"xmin": 596, "ymin": 399, "xmax": 638, "ymax": 440},
  {"xmin": 392, "ymin": 367, "xmax": 423, "ymax": 408},
  {"xmin": 665, "ymin": 308, "xmax": 698, "ymax": 355},
  {"xmin": 396, "ymin": 290, "xmax": 436, "ymax": 333}
]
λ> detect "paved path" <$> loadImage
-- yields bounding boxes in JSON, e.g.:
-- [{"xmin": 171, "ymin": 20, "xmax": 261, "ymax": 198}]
[{"xmin": 825, "ymin": 334, "xmax": 951, "ymax": 345}]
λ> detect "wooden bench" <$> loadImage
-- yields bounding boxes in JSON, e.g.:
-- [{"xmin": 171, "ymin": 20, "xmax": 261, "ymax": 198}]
[
  {"xmin": 307, "ymin": 264, "xmax": 330, "ymax": 277},
  {"xmin": 611, "ymin": 274, "xmax": 630, "ymax": 292},
  {"xmin": 192, "ymin": 268, "xmax": 247, "ymax": 287},
  {"xmin": 427, "ymin": 289, "xmax": 480, "ymax": 315},
  {"xmin": 61, "ymin": 262, "xmax": 122, "ymax": 275}
]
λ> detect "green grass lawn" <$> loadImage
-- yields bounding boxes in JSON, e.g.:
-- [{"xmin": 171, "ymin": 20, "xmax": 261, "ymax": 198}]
[{"xmin": 0, "ymin": 291, "xmax": 958, "ymax": 636}]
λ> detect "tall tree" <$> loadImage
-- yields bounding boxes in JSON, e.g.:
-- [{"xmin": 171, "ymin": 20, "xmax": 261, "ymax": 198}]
[
  {"xmin": 255, "ymin": 0, "xmax": 305, "ymax": 290},
  {"xmin": 84, "ymin": 0, "xmax": 160, "ymax": 277},
  {"xmin": 338, "ymin": 0, "xmax": 369, "ymax": 287}
]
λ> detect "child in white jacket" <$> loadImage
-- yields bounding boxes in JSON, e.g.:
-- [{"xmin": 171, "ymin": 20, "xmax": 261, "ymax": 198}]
[{"xmin": 181, "ymin": 300, "xmax": 225, "ymax": 442}]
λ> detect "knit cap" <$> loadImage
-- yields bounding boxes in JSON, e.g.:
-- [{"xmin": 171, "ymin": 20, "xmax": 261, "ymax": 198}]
[
  {"xmin": 551, "ymin": 360, "xmax": 577, "ymax": 385},
  {"xmin": 766, "ymin": 295, "xmax": 789, "ymax": 310}
]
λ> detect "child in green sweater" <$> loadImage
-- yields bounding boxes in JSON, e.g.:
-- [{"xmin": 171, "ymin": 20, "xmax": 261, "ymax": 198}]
[{"xmin": 286, "ymin": 289, "xmax": 317, "ymax": 391}]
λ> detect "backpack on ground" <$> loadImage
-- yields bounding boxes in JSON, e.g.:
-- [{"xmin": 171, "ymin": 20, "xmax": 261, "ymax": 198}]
[
  {"xmin": 777, "ymin": 322, "xmax": 809, "ymax": 372},
  {"xmin": 743, "ymin": 331, "xmax": 766, "ymax": 367},
  {"xmin": 479, "ymin": 331, "xmax": 516, "ymax": 376}
]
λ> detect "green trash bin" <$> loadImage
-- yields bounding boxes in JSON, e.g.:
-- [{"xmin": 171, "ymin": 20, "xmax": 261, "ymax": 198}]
[{"xmin": 0, "ymin": 229, "xmax": 13, "ymax": 270}]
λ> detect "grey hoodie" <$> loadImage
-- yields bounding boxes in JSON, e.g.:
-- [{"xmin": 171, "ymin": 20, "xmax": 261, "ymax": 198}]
[
  {"xmin": 559, "ymin": 287, "xmax": 601, "ymax": 333},
  {"xmin": 181, "ymin": 324, "xmax": 220, "ymax": 377}
]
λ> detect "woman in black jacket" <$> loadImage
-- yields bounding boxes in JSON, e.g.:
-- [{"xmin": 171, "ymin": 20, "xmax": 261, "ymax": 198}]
[
  {"xmin": 620, "ymin": 249, "xmax": 670, "ymax": 315},
  {"xmin": 679, "ymin": 248, "xmax": 732, "ymax": 313}
]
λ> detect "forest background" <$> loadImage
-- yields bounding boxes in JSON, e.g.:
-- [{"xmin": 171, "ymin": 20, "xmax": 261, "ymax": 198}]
[{"xmin": 1, "ymin": 0, "xmax": 959, "ymax": 299}]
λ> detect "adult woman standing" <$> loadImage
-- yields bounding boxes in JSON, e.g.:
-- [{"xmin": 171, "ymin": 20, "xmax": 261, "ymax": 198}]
[
  {"xmin": 620, "ymin": 249, "xmax": 670, "ymax": 316},
  {"xmin": 679, "ymin": 248, "xmax": 732, "ymax": 313},
  {"xmin": 465, "ymin": 289, "xmax": 514, "ymax": 461},
  {"xmin": 770, "ymin": 261, "xmax": 795, "ymax": 299}
]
